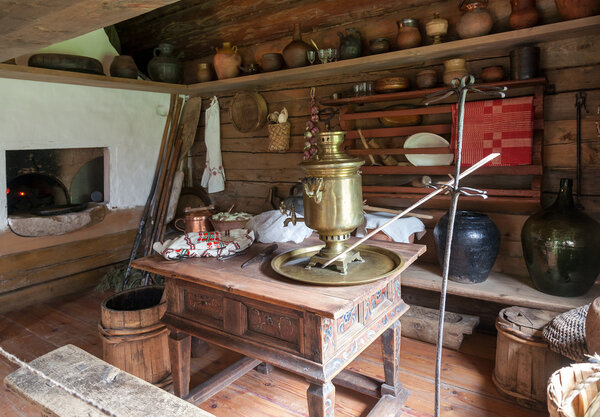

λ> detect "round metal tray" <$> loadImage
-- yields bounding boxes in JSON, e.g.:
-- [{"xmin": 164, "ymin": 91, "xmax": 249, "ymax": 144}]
[{"xmin": 271, "ymin": 244, "xmax": 404, "ymax": 286}]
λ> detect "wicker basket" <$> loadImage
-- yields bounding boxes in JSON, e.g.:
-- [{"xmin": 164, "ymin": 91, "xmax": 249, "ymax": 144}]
[
  {"xmin": 267, "ymin": 122, "xmax": 290, "ymax": 152},
  {"xmin": 548, "ymin": 361, "xmax": 600, "ymax": 417}
]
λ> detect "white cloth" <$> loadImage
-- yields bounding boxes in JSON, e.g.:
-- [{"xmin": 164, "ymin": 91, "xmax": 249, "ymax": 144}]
[
  {"xmin": 201, "ymin": 97, "xmax": 225, "ymax": 193},
  {"xmin": 246, "ymin": 210, "xmax": 313, "ymax": 244},
  {"xmin": 356, "ymin": 212, "xmax": 426, "ymax": 243},
  {"xmin": 153, "ymin": 229, "xmax": 254, "ymax": 260}
]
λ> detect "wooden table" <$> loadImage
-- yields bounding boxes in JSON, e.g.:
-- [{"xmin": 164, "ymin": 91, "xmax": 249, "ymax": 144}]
[{"xmin": 132, "ymin": 236, "xmax": 425, "ymax": 417}]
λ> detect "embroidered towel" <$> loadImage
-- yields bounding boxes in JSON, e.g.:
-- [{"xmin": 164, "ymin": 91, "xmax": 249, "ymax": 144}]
[
  {"xmin": 201, "ymin": 96, "xmax": 225, "ymax": 192},
  {"xmin": 451, "ymin": 96, "xmax": 533, "ymax": 167},
  {"xmin": 153, "ymin": 229, "xmax": 255, "ymax": 260}
]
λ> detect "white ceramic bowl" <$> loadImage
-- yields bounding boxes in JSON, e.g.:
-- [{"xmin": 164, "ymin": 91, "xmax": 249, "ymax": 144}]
[{"xmin": 404, "ymin": 132, "xmax": 454, "ymax": 166}]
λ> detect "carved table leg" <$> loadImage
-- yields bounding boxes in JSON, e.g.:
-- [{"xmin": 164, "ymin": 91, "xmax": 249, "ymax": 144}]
[
  {"xmin": 307, "ymin": 381, "xmax": 335, "ymax": 417},
  {"xmin": 168, "ymin": 328, "xmax": 191, "ymax": 398},
  {"xmin": 256, "ymin": 362, "xmax": 274, "ymax": 375},
  {"xmin": 381, "ymin": 319, "xmax": 403, "ymax": 397}
]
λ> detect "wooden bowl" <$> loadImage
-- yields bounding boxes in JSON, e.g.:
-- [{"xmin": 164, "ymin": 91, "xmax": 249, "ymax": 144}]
[
  {"xmin": 209, "ymin": 219, "xmax": 249, "ymax": 231},
  {"xmin": 230, "ymin": 92, "xmax": 268, "ymax": 133},
  {"xmin": 379, "ymin": 105, "xmax": 422, "ymax": 127},
  {"xmin": 374, "ymin": 76, "xmax": 410, "ymax": 93},
  {"xmin": 481, "ymin": 66, "xmax": 505, "ymax": 82}
]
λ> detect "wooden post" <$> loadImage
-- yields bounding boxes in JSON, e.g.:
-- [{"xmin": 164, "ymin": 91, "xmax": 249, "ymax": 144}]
[
  {"xmin": 168, "ymin": 328, "xmax": 191, "ymax": 398},
  {"xmin": 307, "ymin": 381, "xmax": 335, "ymax": 417},
  {"xmin": 381, "ymin": 320, "xmax": 403, "ymax": 397}
]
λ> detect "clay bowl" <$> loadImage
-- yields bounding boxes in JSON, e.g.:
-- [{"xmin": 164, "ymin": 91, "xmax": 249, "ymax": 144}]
[
  {"xmin": 481, "ymin": 66, "xmax": 505, "ymax": 83},
  {"xmin": 369, "ymin": 38, "xmax": 390, "ymax": 54},
  {"xmin": 379, "ymin": 104, "xmax": 422, "ymax": 127},
  {"xmin": 373, "ymin": 76, "xmax": 410, "ymax": 93},
  {"xmin": 415, "ymin": 69, "xmax": 438, "ymax": 89},
  {"xmin": 261, "ymin": 53, "xmax": 284, "ymax": 72}
]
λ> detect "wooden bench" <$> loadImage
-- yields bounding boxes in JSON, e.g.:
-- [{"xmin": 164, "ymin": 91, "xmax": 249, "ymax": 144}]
[{"xmin": 3, "ymin": 344, "xmax": 216, "ymax": 417}]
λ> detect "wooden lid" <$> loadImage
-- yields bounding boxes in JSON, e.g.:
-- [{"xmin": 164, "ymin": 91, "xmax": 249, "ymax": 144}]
[
  {"xmin": 497, "ymin": 306, "xmax": 559, "ymax": 342},
  {"xmin": 230, "ymin": 91, "xmax": 267, "ymax": 133}
]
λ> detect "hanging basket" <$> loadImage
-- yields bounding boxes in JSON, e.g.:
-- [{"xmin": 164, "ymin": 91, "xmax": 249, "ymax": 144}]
[
  {"xmin": 548, "ymin": 361, "xmax": 600, "ymax": 417},
  {"xmin": 267, "ymin": 122, "xmax": 291, "ymax": 152}
]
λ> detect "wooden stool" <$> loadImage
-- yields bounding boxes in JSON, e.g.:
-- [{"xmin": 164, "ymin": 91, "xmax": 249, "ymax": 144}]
[
  {"xmin": 3, "ymin": 344, "xmax": 216, "ymax": 417},
  {"xmin": 493, "ymin": 306, "xmax": 568, "ymax": 410}
]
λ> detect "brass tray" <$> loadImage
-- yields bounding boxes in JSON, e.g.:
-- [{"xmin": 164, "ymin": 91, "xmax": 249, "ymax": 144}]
[{"xmin": 271, "ymin": 244, "xmax": 404, "ymax": 286}]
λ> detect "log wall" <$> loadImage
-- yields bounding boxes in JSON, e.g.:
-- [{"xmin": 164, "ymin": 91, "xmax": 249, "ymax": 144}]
[{"xmin": 182, "ymin": 5, "xmax": 600, "ymax": 279}]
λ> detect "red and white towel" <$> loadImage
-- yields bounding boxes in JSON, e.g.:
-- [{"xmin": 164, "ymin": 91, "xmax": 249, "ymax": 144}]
[
  {"xmin": 452, "ymin": 96, "xmax": 534, "ymax": 167},
  {"xmin": 153, "ymin": 229, "xmax": 255, "ymax": 260}
]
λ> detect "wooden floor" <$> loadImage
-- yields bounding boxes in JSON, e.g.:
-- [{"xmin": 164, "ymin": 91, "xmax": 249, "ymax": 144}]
[{"xmin": 0, "ymin": 289, "xmax": 548, "ymax": 417}]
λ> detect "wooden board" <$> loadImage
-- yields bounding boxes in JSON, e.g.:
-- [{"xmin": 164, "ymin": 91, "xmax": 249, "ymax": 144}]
[
  {"xmin": 402, "ymin": 263, "xmax": 600, "ymax": 312},
  {"xmin": 0, "ymin": 0, "xmax": 181, "ymax": 62},
  {"xmin": 4, "ymin": 344, "xmax": 216, "ymax": 417}
]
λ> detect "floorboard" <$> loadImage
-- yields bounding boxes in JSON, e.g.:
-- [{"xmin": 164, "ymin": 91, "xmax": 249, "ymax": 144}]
[{"xmin": 0, "ymin": 289, "xmax": 548, "ymax": 417}]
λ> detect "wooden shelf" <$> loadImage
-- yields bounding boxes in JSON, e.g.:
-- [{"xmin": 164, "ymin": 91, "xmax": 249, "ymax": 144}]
[
  {"xmin": 184, "ymin": 16, "xmax": 600, "ymax": 95},
  {"xmin": 0, "ymin": 63, "xmax": 187, "ymax": 94},
  {"xmin": 1, "ymin": 17, "xmax": 598, "ymax": 95},
  {"xmin": 321, "ymin": 78, "xmax": 547, "ymax": 106},
  {"xmin": 360, "ymin": 164, "xmax": 543, "ymax": 176},
  {"xmin": 403, "ymin": 263, "xmax": 600, "ymax": 312}
]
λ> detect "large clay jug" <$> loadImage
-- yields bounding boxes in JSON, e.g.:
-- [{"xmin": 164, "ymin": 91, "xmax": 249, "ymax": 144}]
[
  {"xmin": 457, "ymin": 1, "xmax": 494, "ymax": 39},
  {"xmin": 338, "ymin": 28, "xmax": 362, "ymax": 60},
  {"xmin": 521, "ymin": 178, "xmax": 600, "ymax": 296},
  {"xmin": 213, "ymin": 42, "xmax": 241, "ymax": 80},
  {"xmin": 555, "ymin": 0, "xmax": 600, "ymax": 20},
  {"xmin": 147, "ymin": 43, "xmax": 183, "ymax": 83},
  {"xmin": 282, "ymin": 23, "xmax": 312, "ymax": 68},
  {"xmin": 509, "ymin": 0, "xmax": 540, "ymax": 29}
]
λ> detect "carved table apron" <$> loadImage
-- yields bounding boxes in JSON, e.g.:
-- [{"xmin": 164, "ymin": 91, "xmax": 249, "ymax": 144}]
[{"xmin": 132, "ymin": 237, "xmax": 426, "ymax": 417}]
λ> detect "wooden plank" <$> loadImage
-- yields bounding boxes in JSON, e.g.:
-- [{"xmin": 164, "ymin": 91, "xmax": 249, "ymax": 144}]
[
  {"xmin": 366, "ymin": 393, "xmax": 407, "ymax": 417},
  {"xmin": 183, "ymin": 17, "xmax": 600, "ymax": 95},
  {"xmin": 332, "ymin": 369, "xmax": 382, "ymax": 398},
  {"xmin": 4, "ymin": 344, "xmax": 215, "ymax": 417},
  {"xmin": 402, "ymin": 263, "xmax": 600, "ymax": 312},
  {"xmin": 361, "ymin": 164, "xmax": 543, "ymax": 175},
  {"xmin": 363, "ymin": 186, "xmax": 540, "ymax": 198},
  {"xmin": 0, "ymin": 264, "xmax": 115, "ymax": 314},
  {"xmin": 341, "ymin": 105, "xmax": 452, "ymax": 120},
  {"xmin": 185, "ymin": 356, "xmax": 262, "ymax": 405},
  {"xmin": 345, "ymin": 124, "xmax": 452, "ymax": 139},
  {"xmin": 0, "ymin": 0, "xmax": 181, "ymax": 62}
]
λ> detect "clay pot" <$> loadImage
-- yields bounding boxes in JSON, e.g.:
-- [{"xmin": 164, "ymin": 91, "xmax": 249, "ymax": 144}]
[
  {"xmin": 416, "ymin": 69, "xmax": 438, "ymax": 89},
  {"xmin": 282, "ymin": 23, "xmax": 312, "ymax": 68},
  {"xmin": 481, "ymin": 65, "xmax": 505, "ymax": 82},
  {"xmin": 110, "ymin": 55, "xmax": 139, "ymax": 79},
  {"xmin": 457, "ymin": 1, "xmax": 494, "ymax": 39},
  {"xmin": 338, "ymin": 28, "xmax": 363, "ymax": 60},
  {"xmin": 443, "ymin": 58, "xmax": 468, "ymax": 86},
  {"xmin": 509, "ymin": 0, "xmax": 540, "ymax": 29},
  {"xmin": 261, "ymin": 53, "xmax": 284, "ymax": 72},
  {"xmin": 369, "ymin": 38, "xmax": 390, "ymax": 54},
  {"xmin": 555, "ymin": 0, "xmax": 600, "ymax": 20},
  {"xmin": 147, "ymin": 43, "xmax": 183, "ymax": 83},
  {"xmin": 396, "ymin": 19, "xmax": 422, "ymax": 50},
  {"xmin": 213, "ymin": 42, "xmax": 242, "ymax": 80},
  {"xmin": 510, "ymin": 46, "xmax": 539, "ymax": 80},
  {"xmin": 196, "ymin": 62, "xmax": 213, "ymax": 83}
]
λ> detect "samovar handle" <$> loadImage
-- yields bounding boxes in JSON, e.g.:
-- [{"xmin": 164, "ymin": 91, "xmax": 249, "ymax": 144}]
[{"xmin": 302, "ymin": 177, "xmax": 323, "ymax": 204}]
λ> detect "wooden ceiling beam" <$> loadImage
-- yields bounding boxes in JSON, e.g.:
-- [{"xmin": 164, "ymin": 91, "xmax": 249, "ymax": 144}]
[{"xmin": 0, "ymin": 0, "xmax": 180, "ymax": 62}]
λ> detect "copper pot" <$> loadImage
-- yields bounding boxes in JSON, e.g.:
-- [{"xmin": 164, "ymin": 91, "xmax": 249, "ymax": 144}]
[{"xmin": 175, "ymin": 206, "xmax": 214, "ymax": 233}]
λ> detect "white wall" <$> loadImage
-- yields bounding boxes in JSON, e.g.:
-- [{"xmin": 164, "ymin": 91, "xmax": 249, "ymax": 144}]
[{"xmin": 0, "ymin": 78, "xmax": 171, "ymax": 231}]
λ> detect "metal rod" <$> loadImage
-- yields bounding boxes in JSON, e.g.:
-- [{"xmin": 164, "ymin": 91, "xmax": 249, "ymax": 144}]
[{"xmin": 320, "ymin": 152, "xmax": 500, "ymax": 269}]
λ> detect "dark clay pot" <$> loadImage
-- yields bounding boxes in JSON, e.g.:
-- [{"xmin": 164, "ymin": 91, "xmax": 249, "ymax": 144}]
[
  {"xmin": 434, "ymin": 211, "xmax": 500, "ymax": 284},
  {"xmin": 555, "ymin": 0, "xmax": 600, "ymax": 20},
  {"xmin": 147, "ymin": 43, "xmax": 183, "ymax": 83},
  {"xmin": 110, "ymin": 55, "xmax": 139, "ymax": 79},
  {"xmin": 338, "ymin": 28, "xmax": 362, "ymax": 60},
  {"xmin": 282, "ymin": 23, "xmax": 312, "ymax": 68},
  {"xmin": 509, "ymin": 0, "xmax": 540, "ymax": 29},
  {"xmin": 521, "ymin": 178, "xmax": 600, "ymax": 297}
]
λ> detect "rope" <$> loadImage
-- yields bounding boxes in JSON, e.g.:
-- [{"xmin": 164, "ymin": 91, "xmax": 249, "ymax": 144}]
[{"xmin": 0, "ymin": 345, "xmax": 118, "ymax": 417}]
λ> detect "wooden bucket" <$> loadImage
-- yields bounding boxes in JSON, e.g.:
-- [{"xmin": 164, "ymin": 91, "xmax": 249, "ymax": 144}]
[
  {"xmin": 99, "ymin": 286, "xmax": 171, "ymax": 387},
  {"xmin": 493, "ymin": 306, "xmax": 568, "ymax": 410}
]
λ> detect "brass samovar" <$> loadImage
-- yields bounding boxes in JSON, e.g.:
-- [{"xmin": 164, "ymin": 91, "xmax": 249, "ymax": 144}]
[{"xmin": 284, "ymin": 131, "xmax": 365, "ymax": 274}]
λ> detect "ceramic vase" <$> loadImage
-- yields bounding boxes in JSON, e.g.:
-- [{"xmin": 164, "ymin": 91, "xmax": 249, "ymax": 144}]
[
  {"xmin": 509, "ymin": 0, "xmax": 540, "ymax": 29},
  {"xmin": 521, "ymin": 178, "xmax": 600, "ymax": 296},
  {"xmin": 214, "ymin": 42, "xmax": 241, "ymax": 80},
  {"xmin": 457, "ymin": 1, "xmax": 494, "ymax": 39},
  {"xmin": 434, "ymin": 211, "xmax": 500, "ymax": 284},
  {"xmin": 283, "ymin": 23, "xmax": 312, "ymax": 68},
  {"xmin": 396, "ymin": 19, "xmax": 421, "ymax": 50},
  {"xmin": 147, "ymin": 43, "xmax": 183, "ymax": 83},
  {"xmin": 338, "ymin": 28, "xmax": 363, "ymax": 59},
  {"xmin": 443, "ymin": 58, "xmax": 468, "ymax": 86}
]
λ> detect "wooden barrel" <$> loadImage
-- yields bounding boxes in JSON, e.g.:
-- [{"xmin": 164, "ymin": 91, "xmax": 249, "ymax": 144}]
[
  {"xmin": 99, "ymin": 286, "xmax": 171, "ymax": 387},
  {"xmin": 493, "ymin": 306, "xmax": 568, "ymax": 410}
]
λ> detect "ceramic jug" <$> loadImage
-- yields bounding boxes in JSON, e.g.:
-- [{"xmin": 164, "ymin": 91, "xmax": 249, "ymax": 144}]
[
  {"xmin": 509, "ymin": 0, "xmax": 540, "ymax": 29},
  {"xmin": 396, "ymin": 19, "xmax": 421, "ymax": 50},
  {"xmin": 338, "ymin": 28, "xmax": 362, "ymax": 60},
  {"xmin": 457, "ymin": 1, "xmax": 493, "ymax": 39},
  {"xmin": 147, "ymin": 43, "xmax": 183, "ymax": 83},
  {"xmin": 214, "ymin": 42, "xmax": 241, "ymax": 80},
  {"xmin": 282, "ymin": 23, "xmax": 312, "ymax": 68}
]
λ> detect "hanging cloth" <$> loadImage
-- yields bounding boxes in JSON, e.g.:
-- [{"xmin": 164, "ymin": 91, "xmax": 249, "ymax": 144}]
[{"xmin": 201, "ymin": 96, "xmax": 225, "ymax": 193}]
